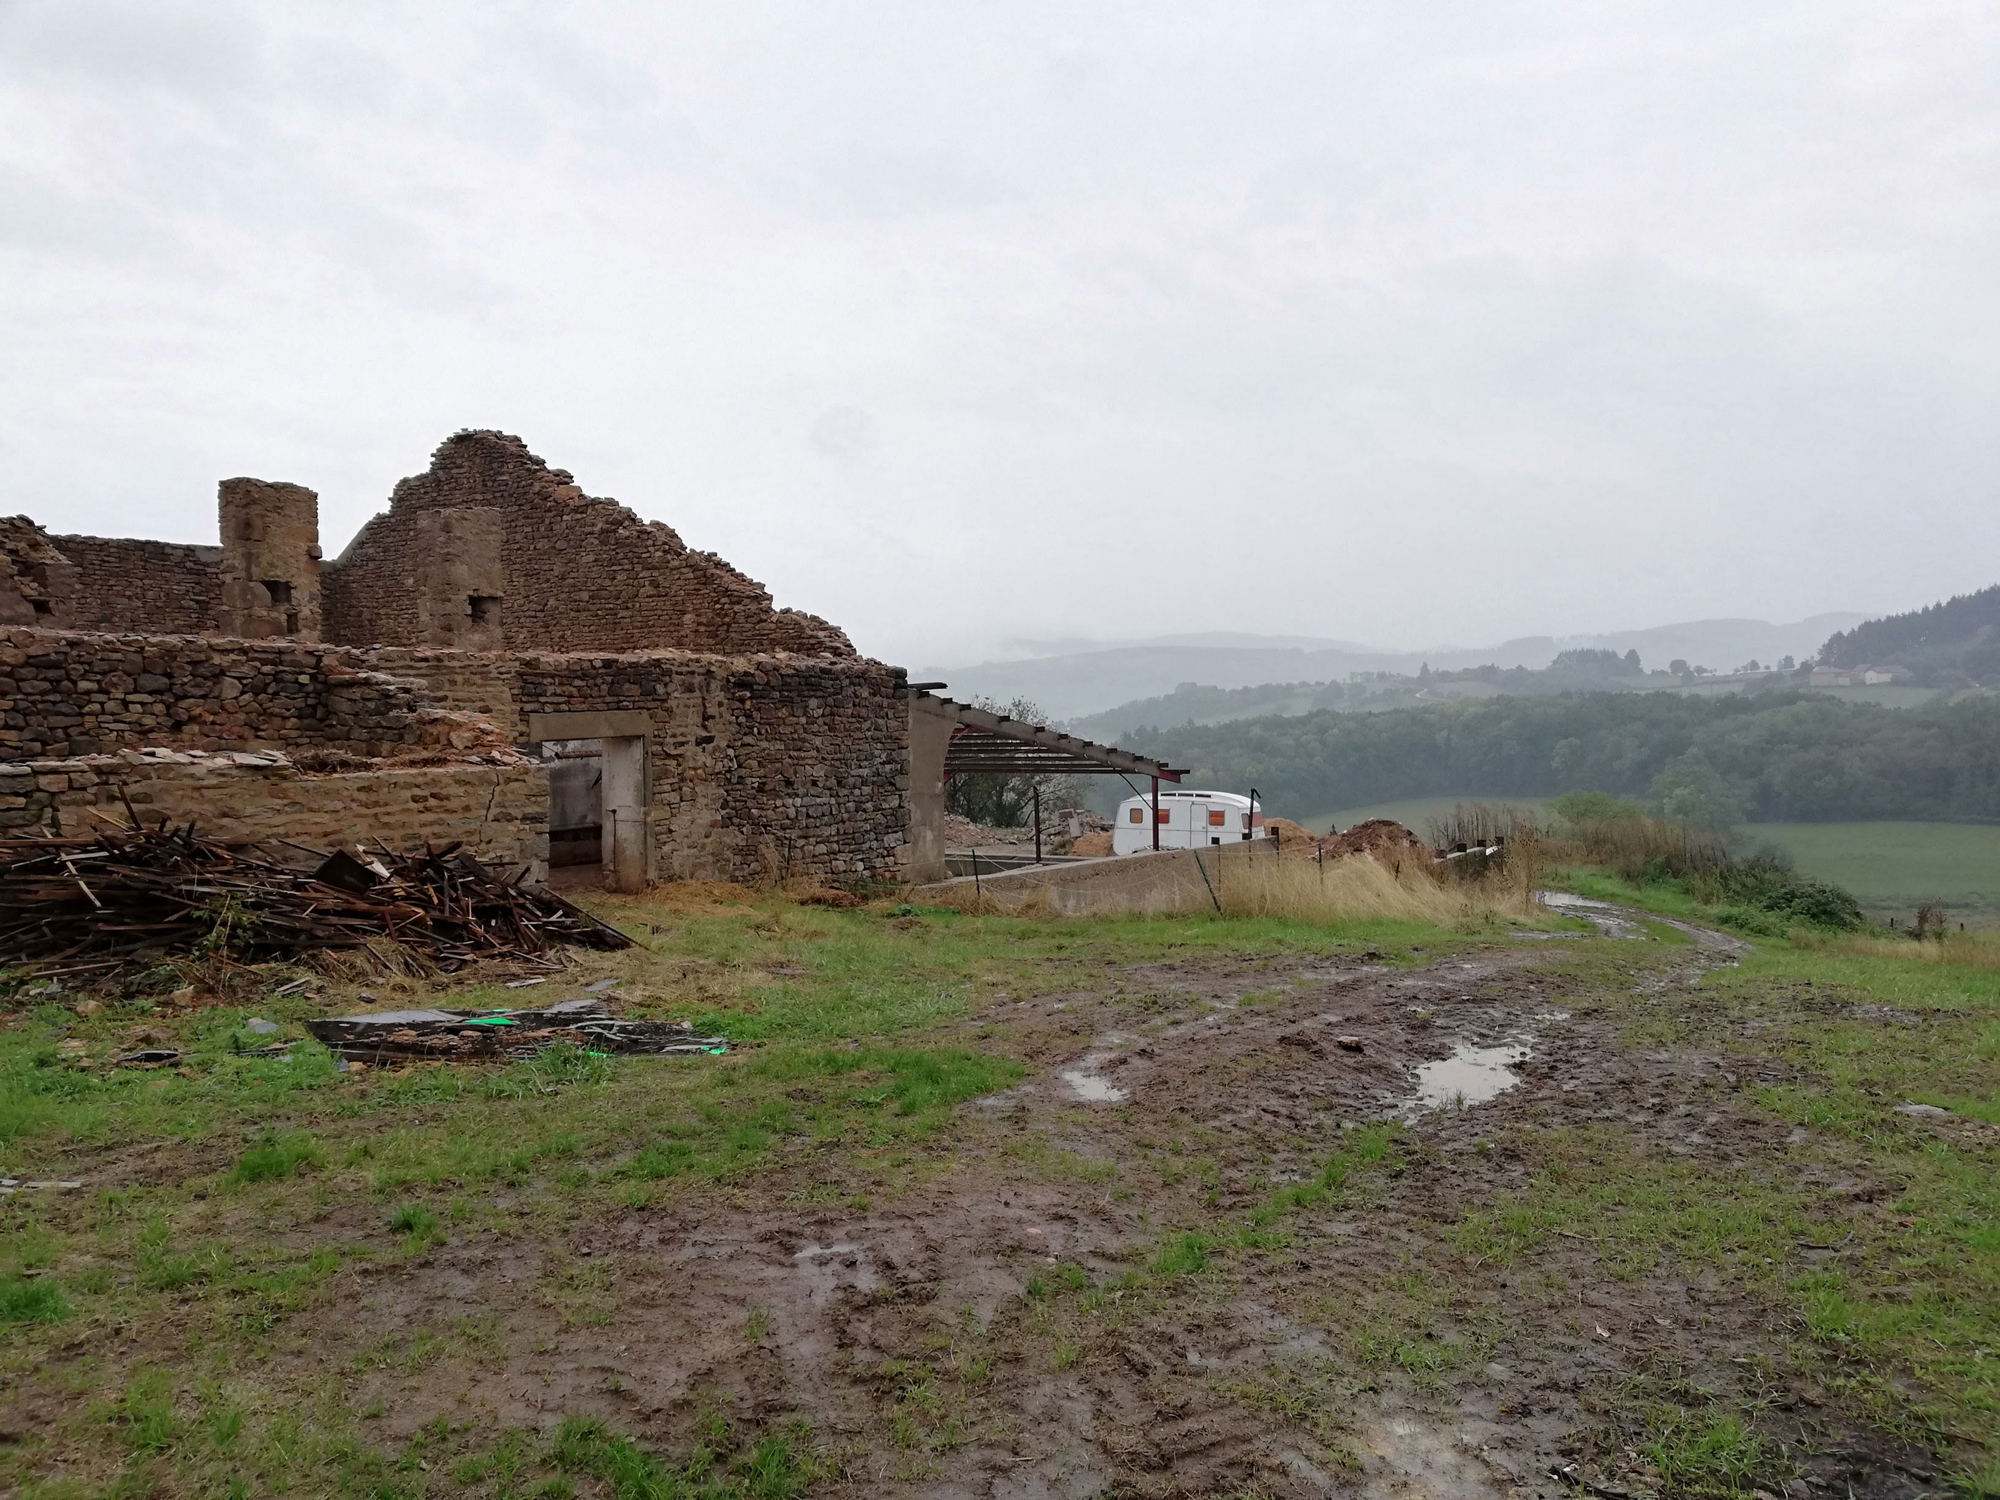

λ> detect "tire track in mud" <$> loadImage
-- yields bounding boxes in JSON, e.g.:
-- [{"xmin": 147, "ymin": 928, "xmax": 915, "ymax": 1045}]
[{"xmin": 339, "ymin": 904, "xmax": 1934, "ymax": 1499}]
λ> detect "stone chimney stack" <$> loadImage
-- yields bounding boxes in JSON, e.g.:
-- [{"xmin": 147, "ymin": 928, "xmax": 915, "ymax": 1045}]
[{"xmin": 217, "ymin": 479, "xmax": 322, "ymax": 640}]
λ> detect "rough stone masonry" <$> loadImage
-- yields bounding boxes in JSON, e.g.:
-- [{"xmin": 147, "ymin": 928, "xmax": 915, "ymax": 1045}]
[{"xmin": 2, "ymin": 432, "xmax": 913, "ymax": 886}]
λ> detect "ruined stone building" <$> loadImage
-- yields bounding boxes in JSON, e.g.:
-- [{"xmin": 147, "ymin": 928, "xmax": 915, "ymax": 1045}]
[{"xmin": 2, "ymin": 431, "xmax": 911, "ymax": 888}]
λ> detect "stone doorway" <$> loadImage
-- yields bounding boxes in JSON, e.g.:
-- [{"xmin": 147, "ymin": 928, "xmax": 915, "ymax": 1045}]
[{"xmin": 527, "ymin": 712, "xmax": 651, "ymax": 893}]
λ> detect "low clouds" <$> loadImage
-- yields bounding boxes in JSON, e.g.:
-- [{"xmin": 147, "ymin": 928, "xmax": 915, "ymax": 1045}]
[
  {"xmin": 1, "ymin": 1, "xmax": 1995, "ymax": 664},
  {"xmin": 809, "ymin": 406, "xmax": 877, "ymax": 463}
]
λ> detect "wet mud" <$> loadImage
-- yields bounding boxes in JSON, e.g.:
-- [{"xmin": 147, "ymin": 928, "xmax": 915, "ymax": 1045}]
[{"xmin": 38, "ymin": 900, "xmax": 1943, "ymax": 1497}]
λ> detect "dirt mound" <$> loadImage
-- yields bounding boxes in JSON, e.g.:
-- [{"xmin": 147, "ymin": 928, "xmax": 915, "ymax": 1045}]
[
  {"xmin": 1322, "ymin": 818, "xmax": 1433, "ymax": 862},
  {"xmin": 1069, "ymin": 830, "xmax": 1114, "ymax": 857},
  {"xmin": 1260, "ymin": 816, "xmax": 1316, "ymax": 852}
]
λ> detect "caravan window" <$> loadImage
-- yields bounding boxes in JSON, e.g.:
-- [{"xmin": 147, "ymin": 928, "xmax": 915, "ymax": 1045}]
[
  {"xmin": 1128, "ymin": 807, "xmax": 1144, "ymax": 823},
  {"xmin": 1207, "ymin": 809, "xmax": 1226, "ymax": 827},
  {"xmin": 1156, "ymin": 808, "xmax": 1171, "ymax": 824}
]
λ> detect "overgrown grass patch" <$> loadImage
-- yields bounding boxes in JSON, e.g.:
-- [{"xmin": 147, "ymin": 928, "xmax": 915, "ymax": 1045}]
[
  {"xmin": 0, "ymin": 1274, "xmax": 71, "ymax": 1323},
  {"xmin": 227, "ymin": 1130, "xmax": 320, "ymax": 1184},
  {"xmin": 1473, "ymin": 930, "xmax": 2000, "ymax": 1458},
  {"xmin": 0, "ymin": 895, "xmax": 1507, "ymax": 1497}
]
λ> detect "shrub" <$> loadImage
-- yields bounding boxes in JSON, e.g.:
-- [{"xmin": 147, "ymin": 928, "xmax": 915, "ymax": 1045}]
[{"xmin": 1716, "ymin": 854, "xmax": 1863, "ymax": 931}]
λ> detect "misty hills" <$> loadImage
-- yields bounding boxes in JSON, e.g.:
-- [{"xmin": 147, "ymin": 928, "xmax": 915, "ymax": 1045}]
[
  {"xmin": 925, "ymin": 614, "xmax": 1866, "ymax": 723},
  {"xmin": 1820, "ymin": 584, "xmax": 2000, "ymax": 683}
]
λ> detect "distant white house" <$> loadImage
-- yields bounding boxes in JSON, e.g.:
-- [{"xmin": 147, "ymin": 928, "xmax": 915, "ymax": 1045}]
[
  {"xmin": 1811, "ymin": 664, "xmax": 1912, "ymax": 687},
  {"xmin": 1112, "ymin": 789, "xmax": 1270, "ymax": 855}
]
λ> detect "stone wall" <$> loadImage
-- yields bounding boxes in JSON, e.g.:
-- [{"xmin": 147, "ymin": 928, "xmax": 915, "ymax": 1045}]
[
  {"xmin": 323, "ymin": 431, "xmax": 854, "ymax": 657},
  {"xmin": 0, "ymin": 629, "xmax": 433, "ymax": 759},
  {"xmin": 53, "ymin": 535, "xmax": 223, "ymax": 636},
  {"xmin": 358, "ymin": 649, "xmax": 523, "ymax": 738},
  {"xmin": 2, "ymin": 750, "xmax": 548, "ymax": 871},
  {"xmin": 511, "ymin": 649, "xmax": 909, "ymax": 882},
  {"xmin": 216, "ymin": 479, "xmax": 322, "ymax": 641},
  {"xmin": 0, "ymin": 518, "xmax": 76, "ymax": 627}
]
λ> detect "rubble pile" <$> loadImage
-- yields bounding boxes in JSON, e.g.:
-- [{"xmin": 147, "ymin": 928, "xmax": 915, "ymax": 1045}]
[
  {"xmin": 0, "ymin": 822, "xmax": 633, "ymax": 978},
  {"xmin": 944, "ymin": 807, "xmax": 1113, "ymax": 854},
  {"xmin": 1319, "ymin": 819, "xmax": 1433, "ymax": 862},
  {"xmin": 307, "ymin": 996, "xmax": 723, "ymax": 1065}
]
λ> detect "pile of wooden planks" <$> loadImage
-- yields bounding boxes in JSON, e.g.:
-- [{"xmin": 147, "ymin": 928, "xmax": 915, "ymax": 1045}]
[{"xmin": 0, "ymin": 823, "xmax": 633, "ymax": 977}]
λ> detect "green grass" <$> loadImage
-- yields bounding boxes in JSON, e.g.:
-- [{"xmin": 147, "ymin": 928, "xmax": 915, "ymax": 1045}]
[
  {"xmin": 1483, "ymin": 930, "xmax": 2000, "ymax": 1454},
  {"xmin": 0, "ymin": 1275, "xmax": 71, "ymax": 1323},
  {"xmin": 227, "ymin": 1130, "xmax": 320, "ymax": 1184},
  {"xmin": 0, "ymin": 893, "xmax": 1465, "ymax": 1498},
  {"xmin": 1739, "ymin": 821, "xmax": 2000, "ymax": 920},
  {"xmin": 22, "ymin": 883, "xmax": 1994, "ymax": 1487}
]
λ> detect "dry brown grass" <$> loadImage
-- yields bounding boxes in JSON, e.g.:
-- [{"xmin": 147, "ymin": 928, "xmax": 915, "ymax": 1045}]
[
  {"xmin": 1425, "ymin": 801, "xmax": 1544, "ymax": 850},
  {"xmin": 1215, "ymin": 852, "xmax": 1527, "ymax": 926},
  {"xmin": 620, "ymin": 879, "xmax": 763, "ymax": 912},
  {"xmin": 1792, "ymin": 927, "xmax": 2000, "ymax": 970},
  {"xmin": 1565, "ymin": 815, "xmax": 1730, "ymax": 883}
]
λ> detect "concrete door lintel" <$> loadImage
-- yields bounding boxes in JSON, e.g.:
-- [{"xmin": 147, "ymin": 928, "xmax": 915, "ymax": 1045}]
[
  {"xmin": 525, "ymin": 711, "xmax": 652, "ymax": 893},
  {"xmin": 525, "ymin": 710, "xmax": 653, "ymax": 743}
]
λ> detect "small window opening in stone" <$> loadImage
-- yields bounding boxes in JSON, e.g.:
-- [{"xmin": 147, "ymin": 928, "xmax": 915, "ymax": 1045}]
[
  {"xmin": 284, "ymin": 608, "xmax": 300, "ymax": 634},
  {"xmin": 261, "ymin": 579, "xmax": 293, "ymax": 606},
  {"xmin": 468, "ymin": 595, "xmax": 501, "ymax": 625},
  {"xmin": 29, "ymin": 597, "xmax": 52, "ymax": 616}
]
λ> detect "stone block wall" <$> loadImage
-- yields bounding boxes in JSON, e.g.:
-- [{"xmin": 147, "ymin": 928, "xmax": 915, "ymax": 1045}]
[
  {"xmin": 323, "ymin": 431, "xmax": 854, "ymax": 657},
  {"xmin": 358, "ymin": 650, "xmax": 523, "ymax": 738},
  {"xmin": 2, "ymin": 751, "xmax": 548, "ymax": 871},
  {"xmin": 511, "ymin": 649, "xmax": 909, "ymax": 882},
  {"xmin": 0, "ymin": 628, "xmax": 430, "ymax": 759},
  {"xmin": 51, "ymin": 534, "xmax": 223, "ymax": 636},
  {"xmin": 216, "ymin": 479, "xmax": 322, "ymax": 641}
]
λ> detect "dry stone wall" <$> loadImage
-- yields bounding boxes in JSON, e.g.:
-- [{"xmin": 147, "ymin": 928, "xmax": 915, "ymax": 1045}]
[
  {"xmin": 53, "ymin": 535, "xmax": 223, "ymax": 636},
  {"xmin": 511, "ymin": 649, "xmax": 909, "ymax": 882},
  {"xmin": 324, "ymin": 431, "xmax": 854, "ymax": 657},
  {"xmin": 3, "ymin": 751, "xmax": 548, "ymax": 870},
  {"xmin": 357, "ymin": 649, "xmax": 524, "ymax": 738},
  {"xmin": 0, "ymin": 518, "xmax": 76, "ymax": 627},
  {"xmin": 0, "ymin": 629, "xmax": 430, "ymax": 759}
]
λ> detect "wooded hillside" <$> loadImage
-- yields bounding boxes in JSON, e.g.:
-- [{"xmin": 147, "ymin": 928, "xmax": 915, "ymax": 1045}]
[{"xmin": 1121, "ymin": 691, "xmax": 2000, "ymax": 823}]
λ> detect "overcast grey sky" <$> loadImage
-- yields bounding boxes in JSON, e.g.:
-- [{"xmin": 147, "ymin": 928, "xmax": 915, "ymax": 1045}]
[{"xmin": 3, "ymin": 1, "xmax": 1995, "ymax": 666}]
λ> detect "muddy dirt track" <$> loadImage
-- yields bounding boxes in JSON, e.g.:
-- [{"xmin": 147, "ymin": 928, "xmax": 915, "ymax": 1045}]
[{"xmin": 315, "ymin": 903, "xmax": 1943, "ymax": 1500}]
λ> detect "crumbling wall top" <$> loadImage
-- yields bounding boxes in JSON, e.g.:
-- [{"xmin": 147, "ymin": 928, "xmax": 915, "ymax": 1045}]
[{"xmin": 322, "ymin": 430, "xmax": 857, "ymax": 659}]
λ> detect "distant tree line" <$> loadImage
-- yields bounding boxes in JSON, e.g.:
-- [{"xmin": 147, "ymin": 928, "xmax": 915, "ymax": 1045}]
[
  {"xmin": 1119, "ymin": 691, "xmax": 2000, "ymax": 826},
  {"xmin": 1818, "ymin": 583, "xmax": 2000, "ymax": 684}
]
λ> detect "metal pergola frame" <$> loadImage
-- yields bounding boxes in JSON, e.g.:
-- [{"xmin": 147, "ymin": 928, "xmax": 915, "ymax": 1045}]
[{"xmin": 910, "ymin": 690, "xmax": 1186, "ymax": 856}]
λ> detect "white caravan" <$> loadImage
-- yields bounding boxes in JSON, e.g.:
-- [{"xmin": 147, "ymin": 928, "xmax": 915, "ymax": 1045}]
[{"xmin": 1112, "ymin": 789, "xmax": 1268, "ymax": 855}]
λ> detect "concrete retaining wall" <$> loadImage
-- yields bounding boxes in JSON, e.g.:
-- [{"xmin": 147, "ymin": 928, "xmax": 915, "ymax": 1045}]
[{"xmin": 912, "ymin": 840, "xmax": 1276, "ymax": 915}]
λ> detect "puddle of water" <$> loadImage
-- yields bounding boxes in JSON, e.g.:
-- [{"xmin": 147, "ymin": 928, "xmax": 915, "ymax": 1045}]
[
  {"xmin": 1408, "ymin": 1042, "xmax": 1530, "ymax": 1113},
  {"xmin": 1536, "ymin": 890, "xmax": 1644, "ymax": 938},
  {"xmin": 1059, "ymin": 1068, "xmax": 1128, "ymax": 1103}
]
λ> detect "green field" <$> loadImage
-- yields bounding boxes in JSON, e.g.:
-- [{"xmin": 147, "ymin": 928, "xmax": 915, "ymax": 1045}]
[
  {"xmin": 1740, "ymin": 821, "xmax": 2000, "ymax": 920},
  {"xmin": 1297, "ymin": 800, "xmax": 2000, "ymax": 921}
]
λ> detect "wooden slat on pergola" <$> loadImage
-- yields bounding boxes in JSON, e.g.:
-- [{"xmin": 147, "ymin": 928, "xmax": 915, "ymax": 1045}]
[{"xmin": 914, "ymin": 692, "xmax": 1183, "ymax": 782}]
